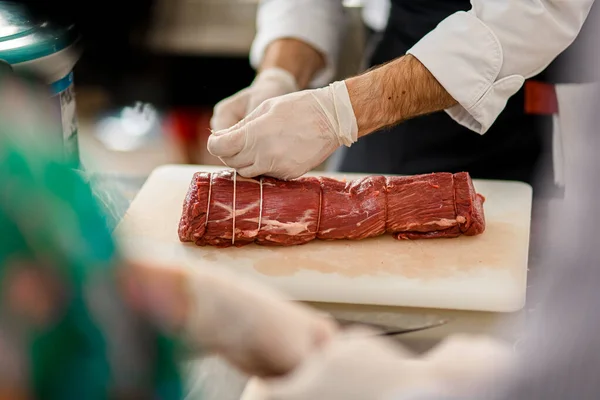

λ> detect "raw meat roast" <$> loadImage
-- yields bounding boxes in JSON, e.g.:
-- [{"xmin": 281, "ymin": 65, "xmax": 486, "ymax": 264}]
[{"xmin": 178, "ymin": 171, "xmax": 486, "ymax": 247}]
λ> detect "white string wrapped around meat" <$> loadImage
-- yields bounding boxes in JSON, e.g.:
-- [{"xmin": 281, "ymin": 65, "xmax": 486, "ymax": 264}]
[{"xmin": 178, "ymin": 171, "xmax": 485, "ymax": 248}]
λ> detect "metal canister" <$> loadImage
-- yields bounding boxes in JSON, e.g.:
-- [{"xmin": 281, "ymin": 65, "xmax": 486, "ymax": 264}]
[{"xmin": 0, "ymin": 2, "xmax": 81, "ymax": 168}]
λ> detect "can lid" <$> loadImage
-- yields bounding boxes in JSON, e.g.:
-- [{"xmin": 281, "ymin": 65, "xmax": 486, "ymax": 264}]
[{"xmin": 0, "ymin": 2, "xmax": 78, "ymax": 64}]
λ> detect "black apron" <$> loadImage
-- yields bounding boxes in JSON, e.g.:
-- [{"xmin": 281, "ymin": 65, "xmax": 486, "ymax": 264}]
[{"xmin": 339, "ymin": 0, "xmax": 552, "ymax": 191}]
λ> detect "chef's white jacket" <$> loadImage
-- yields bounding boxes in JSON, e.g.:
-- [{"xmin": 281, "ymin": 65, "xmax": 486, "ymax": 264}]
[
  {"xmin": 361, "ymin": 0, "xmax": 390, "ymax": 32},
  {"xmin": 250, "ymin": 0, "xmax": 595, "ymax": 134}
]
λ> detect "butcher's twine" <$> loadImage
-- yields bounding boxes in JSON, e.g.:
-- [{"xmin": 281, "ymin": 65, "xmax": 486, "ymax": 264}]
[
  {"xmin": 232, "ymin": 169, "xmax": 237, "ymax": 245},
  {"xmin": 316, "ymin": 185, "xmax": 323, "ymax": 234},
  {"xmin": 258, "ymin": 177, "xmax": 264, "ymax": 234},
  {"xmin": 205, "ymin": 173, "xmax": 213, "ymax": 228}
]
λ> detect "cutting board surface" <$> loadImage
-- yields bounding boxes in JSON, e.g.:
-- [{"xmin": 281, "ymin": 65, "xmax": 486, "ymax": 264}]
[{"xmin": 115, "ymin": 165, "xmax": 532, "ymax": 312}]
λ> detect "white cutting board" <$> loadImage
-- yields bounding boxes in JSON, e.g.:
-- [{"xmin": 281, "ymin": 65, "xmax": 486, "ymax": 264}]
[{"xmin": 115, "ymin": 165, "xmax": 532, "ymax": 312}]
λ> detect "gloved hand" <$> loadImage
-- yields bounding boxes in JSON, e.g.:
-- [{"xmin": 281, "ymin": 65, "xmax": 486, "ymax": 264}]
[
  {"xmin": 207, "ymin": 81, "xmax": 358, "ymax": 180},
  {"xmin": 245, "ymin": 328, "xmax": 515, "ymax": 400},
  {"xmin": 210, "ymin": 67, "xmax": 299, "ymax": 131},
  {"xmin": 121, "ymin": 262, "xmax": 337, "ymax": 378}
]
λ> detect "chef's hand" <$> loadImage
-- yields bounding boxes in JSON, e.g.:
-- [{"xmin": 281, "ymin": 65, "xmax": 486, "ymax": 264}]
[
  {"xmin": 207, "ymin": 81, "xmax": 358, "ymax": 180},
  {"xmin": 250, "ymin": 329, "xmax": 515, "ymax": 400},
  {"xmin": 210, "ymin": 68, "xmax": 299, "ymax": 131},
  {"xmin": 121, "ymin": 262, "xmax": 336, "ymax": 378}
]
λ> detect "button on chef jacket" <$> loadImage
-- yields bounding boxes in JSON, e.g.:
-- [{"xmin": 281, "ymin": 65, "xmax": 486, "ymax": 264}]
[{"xmin": 250, "ymin": 0, "xmax": 594, "ymax": 191}]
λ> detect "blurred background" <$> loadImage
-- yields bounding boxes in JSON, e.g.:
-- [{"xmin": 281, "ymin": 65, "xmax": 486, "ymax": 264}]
[
  {"xmin": 13, "ymin": 0, "xmax": 589, "ymax": 202},
  {"xmin": 67, "ymin": 0, "xmax": 365, "ymax": 177}
]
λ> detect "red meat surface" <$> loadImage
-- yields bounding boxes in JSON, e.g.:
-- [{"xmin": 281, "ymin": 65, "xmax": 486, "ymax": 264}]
[
  {"xmin": 255, "ymin": 177, "xmax": 321, "ymax": 246},
  {"xmin": 178, "ymin": 171, "xmax": 210, "ymax": 242},
  {"xmin": 318, "ymin": 176, "xmax": 387, "ymax": 240},
  {"xmin": 453, "ymin": 172, "xmax": 486, "ymax": 236},
  {"xmin": 178, "ymin": 171, "xmax": 486, "ymax": 247}
]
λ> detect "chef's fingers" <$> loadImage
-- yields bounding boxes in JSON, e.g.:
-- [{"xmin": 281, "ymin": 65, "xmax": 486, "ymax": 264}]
[
  {"xmin": 238, "ymin": 163, "xmax": 302, "ymax": 180},
  {"xmin": 210, "ymin": 90, "xmax": 250, "ymax": 131},
  {"xmin": 213, "ymin": 97, "xmax": 272, "ymax": 136},
  {"xmin": 210, "ymin": 105, "xmax": 277, "ymax": 163},
  {"xmin": 237, "ymin": 163, "xmax": 266, "ymax": 179},
  {"xmin": 207, "ymin": 126, "xmax": 247, "ymax": 158},
  {"xmin": 220, "ymin": 152, "xmax": 254, "ymax": 169},
  {"xmin": 237, "ymin": 165, "xmax": 301, "ymax": 180}
]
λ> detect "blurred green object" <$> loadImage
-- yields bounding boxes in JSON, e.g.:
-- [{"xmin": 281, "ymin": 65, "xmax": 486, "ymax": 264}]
[{"xmin": 0, "ymin": 71, "xmax": 184, "ymax": 398}]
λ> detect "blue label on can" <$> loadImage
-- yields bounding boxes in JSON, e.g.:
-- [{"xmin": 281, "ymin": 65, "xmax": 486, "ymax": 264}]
[{"xmin": 50, "ymin": 71, "xmax": 74, "ymax": 95}]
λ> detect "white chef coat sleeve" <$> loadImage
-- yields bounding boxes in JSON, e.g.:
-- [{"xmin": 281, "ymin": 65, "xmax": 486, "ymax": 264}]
[
  {"xmin": 249, "ymin": 0, "xmax": 346, "ymax": 88},
  {"xmin": 407, "ymin": 1, "xmax": 595, "ymax": 134}
]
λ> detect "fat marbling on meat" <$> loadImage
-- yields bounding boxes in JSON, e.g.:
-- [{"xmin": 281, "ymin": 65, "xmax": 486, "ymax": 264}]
[{"xmin": 178, "ymin": 171, "xmax": 486, "ymax": 247}]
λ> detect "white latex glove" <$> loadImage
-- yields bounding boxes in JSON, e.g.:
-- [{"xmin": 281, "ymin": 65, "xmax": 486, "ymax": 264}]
[
  {"xmin": 210, "ymin": 67, "xmax": 299, "ymax": 131},
  {"xmin": 207, "ymin": 80, "xmax": 358, "ymax": 180},
  {"xmin": 123, "ymin": 262, "xmax": 336, "ymax": 378},
  {"xmin": 246, "ymin": 328, "xmax": 515, "ymax": 400}
]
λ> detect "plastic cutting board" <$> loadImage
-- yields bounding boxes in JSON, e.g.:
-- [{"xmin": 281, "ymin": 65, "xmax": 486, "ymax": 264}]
[{"xmin": 115, "ymin": 165, "xmax": 532, "ymax": 312}]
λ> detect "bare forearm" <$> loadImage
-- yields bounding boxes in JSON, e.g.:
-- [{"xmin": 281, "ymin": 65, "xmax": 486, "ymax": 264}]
[
  {"xmin": 345, "ymin": 55, "xmax": 457, "ymax": 137},
  {"xmin": 260, "ymin": 38, "xmax": 325, "ymax": 89}
]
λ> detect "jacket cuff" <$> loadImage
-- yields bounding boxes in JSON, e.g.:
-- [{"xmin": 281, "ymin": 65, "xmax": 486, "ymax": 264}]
[
  {"xmin": 407, "ymin": 11, "xmax": 524, "ymax": 134},
  {"xmin": 249, "ymin": 3, "xmax": 345, "ymax": 88}
]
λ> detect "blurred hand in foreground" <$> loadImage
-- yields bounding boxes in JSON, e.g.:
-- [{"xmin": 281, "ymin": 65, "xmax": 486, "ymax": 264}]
[
  {"xmin": 121, "ymin": 262, "xmax": 337, "ymax": 377},
  {"xmin": 244, "ymin": 328, "xmax": 515, "ymax": 400}
]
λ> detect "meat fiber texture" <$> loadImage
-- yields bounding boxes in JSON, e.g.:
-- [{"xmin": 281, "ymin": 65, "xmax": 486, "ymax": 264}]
[{"xmin": 178, "ymin": 171, "xmax": 486, "ymax": 248}]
